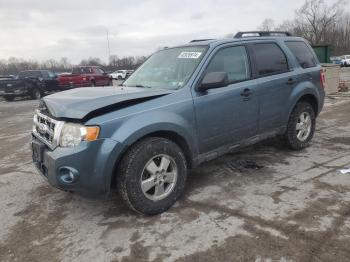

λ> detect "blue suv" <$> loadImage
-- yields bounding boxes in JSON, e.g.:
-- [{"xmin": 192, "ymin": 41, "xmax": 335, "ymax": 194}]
[{"xmin": 31, "ymin": 31, "xmax": 325, "ymax": 215}]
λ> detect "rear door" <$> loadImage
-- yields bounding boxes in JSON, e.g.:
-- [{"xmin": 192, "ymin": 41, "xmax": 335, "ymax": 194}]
[
  {"xmin": 285, "ymin": 41, "xmax": 322, "ymax": 88},
  {"xmin": 193, "ymin": 45, "xmax": 259, "ymax": 154},
  {"xmin": 249, "ymin": 42, "xmax": 296, "ymax": 133}
]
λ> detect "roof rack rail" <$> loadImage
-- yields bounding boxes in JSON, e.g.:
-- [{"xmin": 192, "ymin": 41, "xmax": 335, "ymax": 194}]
[
  {"xmin": 190, "ymin": 39, "xmax": 215, "ymax": 43},
  {"xmin": 234, "ymin": 31, "xmax": 292, "ymax": 38}
]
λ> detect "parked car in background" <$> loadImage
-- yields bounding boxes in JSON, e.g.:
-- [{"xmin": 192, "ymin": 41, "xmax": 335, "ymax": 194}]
[
  {"xmin": 331, "ymin": 56, "xmax": 343, "ymax": 65},
  {"xmin": 339, "ymin": 55, "xmax": 350, "ymax": 67},
  {"xmin": 109, "ymin": 70, "xmax": 134, "ymax": 80},
  {"xmin": 31, "ymin": 31, "xmax": 325, "ymax": 215},
  {"xmin": 58, "ymin": 66, "xmax": 112, "ymax": 88},
  {"xmin": 0, "ymin": 70, "xmax": 59, "ymax": 101}
]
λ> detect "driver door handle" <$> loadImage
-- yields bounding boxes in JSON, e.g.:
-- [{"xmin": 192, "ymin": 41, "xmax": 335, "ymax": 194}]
[{"xmin": 240, "ymin": 88, "xmax": 253, "ymax": 97}]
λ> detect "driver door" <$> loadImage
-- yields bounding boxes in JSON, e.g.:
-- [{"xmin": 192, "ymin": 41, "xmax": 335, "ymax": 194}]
[{"xmin": 192, "ymin": 45, "xmax": 259, "ymax": 154}]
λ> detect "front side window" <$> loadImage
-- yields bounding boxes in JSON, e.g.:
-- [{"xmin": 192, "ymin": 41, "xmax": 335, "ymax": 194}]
[
  {"xmin": 48, "ymin": 71, "xmax": 56, "ymax": 78},
  {"xmin": 253, "ymin": 43, "xmax": 289, "ymax": 76},
  {"xmin": 205, "ymin": 46, "xmax": 250, "ymax": 83},
  {"xmin": 41, "ymin": 71, "xmax": 49, "ymax": 79},
  {"xmin": 124, "ymin": 46, "xmax": 208, "ymax": 89},
  {"xmin": 285, "ymin": 41, "xmax": 317, "ymax": 69}
]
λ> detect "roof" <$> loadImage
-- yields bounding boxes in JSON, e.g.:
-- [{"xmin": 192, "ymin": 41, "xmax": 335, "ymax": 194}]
[{"xmin": 183, "ymin": 35, "xmax": 305, "ymax": 48}]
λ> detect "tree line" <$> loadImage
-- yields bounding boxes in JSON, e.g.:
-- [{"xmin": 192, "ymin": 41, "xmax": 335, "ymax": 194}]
[
  {"xmin": 259, "ymin": 0, "xmax": 350, "ymax": 56},
  {"xmin": 1, "ymin": 0, "xmax": 349, "ymax": 76},
  {"xmin": 0, "ymin": 55, "xmax": 148, "ymax": 76}
]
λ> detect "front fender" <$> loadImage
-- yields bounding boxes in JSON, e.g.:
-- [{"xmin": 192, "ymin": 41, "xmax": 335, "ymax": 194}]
[{"xmin": 110, "ymin": 111, "xmax": 198, "ymax": 159}]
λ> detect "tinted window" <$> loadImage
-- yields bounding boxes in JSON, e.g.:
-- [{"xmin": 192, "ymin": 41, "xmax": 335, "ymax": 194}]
[
  {"xmin": 18, "ymin": 71, "xmax": 42, "ymax": 78},
  {"xmin": 285, "ymin": 41, "xmax": 317, "ymax": 68},
  {"xmin": 72, "ymin": 67, "xmax": 93, "ymax": 74},
  {"xmin": 41, "ymin": 71, "xmax": 49, "ymax": 79},
  {"xmin": 253, "ymin": 43, "xmax": 288, "ymax": 76},
  {"xmin": 206, "ymin": 46, "xmax": 250, "ymax": 83},
  {"xmin": 95, "ymin": 68, "xmax": 105, "ymax": 74},
  {"xmin": 72, "ymin": 68, "xmax": 82, "ymax": 74},
  {"xmin": 48, "ymin": 71, "xmax": 56, "ymax": 78}
]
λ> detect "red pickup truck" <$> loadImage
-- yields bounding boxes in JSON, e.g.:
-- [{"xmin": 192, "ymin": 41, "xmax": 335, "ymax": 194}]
[{"xmin": 58, "ymin": 66, "xmax": 112, "ymax": 88}]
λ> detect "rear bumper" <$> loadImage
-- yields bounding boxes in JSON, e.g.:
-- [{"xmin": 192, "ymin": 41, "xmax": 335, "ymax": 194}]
[{"xmin": 32, "ymin": 136, "xmax": 124, "ymax": 195}]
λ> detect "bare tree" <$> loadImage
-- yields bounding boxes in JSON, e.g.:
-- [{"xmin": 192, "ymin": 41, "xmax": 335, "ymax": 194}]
[
  {"xmin": 259, "ymin": 0, "xmax": 350, "ymax": 55},
  {"xmin": 294, "ymin": 0, "xmax": 345, "ymax": 44},
  {"xmin": 259, "ymin": 19, "xmax": 276, "ymax": 31}
]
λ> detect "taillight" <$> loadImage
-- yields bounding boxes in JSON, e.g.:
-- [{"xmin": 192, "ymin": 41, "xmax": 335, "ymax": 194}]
[{"xmin": 320, "ymin": 69, "xmax": 326, "ymax": 89}]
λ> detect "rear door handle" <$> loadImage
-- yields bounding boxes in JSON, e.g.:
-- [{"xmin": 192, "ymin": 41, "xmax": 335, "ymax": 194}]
[
  {"xmin": 240, "ymin": 88, "xmax": 253, "ymax": 97},
  {"xmin": 286, "ymin": 78, "xmax": 296, "ymax": 85}
]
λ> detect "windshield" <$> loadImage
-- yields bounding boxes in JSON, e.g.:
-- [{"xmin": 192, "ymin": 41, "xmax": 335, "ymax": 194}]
[{"xmin": 123, "ymin": 46, "xmax": 207, "ymax": 89}]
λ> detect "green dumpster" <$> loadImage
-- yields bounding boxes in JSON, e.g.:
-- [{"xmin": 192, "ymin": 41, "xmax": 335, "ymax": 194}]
[{"xmin": 312, "ymin": 44, "xmax": 332, "ymax": 63}]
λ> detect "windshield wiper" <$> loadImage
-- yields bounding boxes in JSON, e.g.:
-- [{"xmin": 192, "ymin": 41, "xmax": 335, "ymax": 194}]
[{"xmin": 135, "ymin": 84, "xmax": 152, "ymax": 88}]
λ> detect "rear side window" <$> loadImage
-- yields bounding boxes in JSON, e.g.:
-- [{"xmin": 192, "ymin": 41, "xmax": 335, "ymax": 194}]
[
  {"xmin": 206, "ymin": 46, "xmax": 250, "ymax": 83},
  {"xmin": 252, "ymin": 43, "xmax": 288, "ymax": 76},
  {"xmin": 285, "ymin": 41, "xmax": 317, "ymax": 68}
]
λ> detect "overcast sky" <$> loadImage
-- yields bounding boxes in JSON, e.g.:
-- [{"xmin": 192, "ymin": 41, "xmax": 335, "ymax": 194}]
[{"xmin": 0, "ymin": 0, "xmax": 344, "ymax": 64}]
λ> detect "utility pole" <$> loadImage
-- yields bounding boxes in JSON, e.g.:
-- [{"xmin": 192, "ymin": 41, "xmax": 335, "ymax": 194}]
[{"xmin": 106, "ymin": 29, "xmax": 111, "ymax": 65}]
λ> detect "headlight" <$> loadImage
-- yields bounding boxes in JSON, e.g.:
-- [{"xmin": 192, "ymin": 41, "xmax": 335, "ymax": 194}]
[{"xmin": 59, "ymin": 123, "xmax": 100, "ymax": 147}]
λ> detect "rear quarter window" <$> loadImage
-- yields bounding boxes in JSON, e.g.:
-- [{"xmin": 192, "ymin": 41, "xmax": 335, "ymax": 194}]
[
  {"xmin": 252, "ymin": 43, "xmax": 289, "ymax": 77},
  {"xmin": 285, "ymin": 41, "xmax": 317, "ymax": 69}
]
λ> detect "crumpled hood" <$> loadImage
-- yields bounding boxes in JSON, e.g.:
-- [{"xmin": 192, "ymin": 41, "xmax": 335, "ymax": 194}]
[{"xmin": 42, "ymin": 86, "xmax": 173, "ymax": 119}]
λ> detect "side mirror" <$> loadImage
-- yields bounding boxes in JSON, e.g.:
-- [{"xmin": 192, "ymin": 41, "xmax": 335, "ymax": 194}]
[{"xmin": 197, "ymin": 72, "xmax": 229, "ymax": 92}]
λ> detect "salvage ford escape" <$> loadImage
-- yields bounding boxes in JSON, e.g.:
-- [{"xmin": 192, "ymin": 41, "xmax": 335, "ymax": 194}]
[{"xmin": 31, "ymin": 31, "xmax": 325, "ymax": 215}]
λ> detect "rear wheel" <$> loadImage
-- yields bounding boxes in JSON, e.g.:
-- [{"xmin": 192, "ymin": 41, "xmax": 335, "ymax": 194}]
[
  {"xmin": 117, "ymin": 137, "xmax": 187, "ymax": 215},
  {"xmin": 3, "ymin": 95, "xmax": 14, "ymax": 102},
  {"xmin": 31, "ymin": 88, "xmax": 42, "ymax": 100},
  {"xmin": 90, "ymin": 81, "xmax": 96, "ymax": 87},
  {"xmin": 285, "ymin": 102, "xmax": 315, "ymax": 150},
  {"xmin": 117, "ymin": 75, "xmax": 122, "ymax": 80}
]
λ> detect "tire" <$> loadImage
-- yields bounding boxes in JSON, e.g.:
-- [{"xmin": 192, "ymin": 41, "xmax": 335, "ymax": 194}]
[
  {"xmin": 117, "ymin": 137, "xmax": 187, "ymax": 215},
  {"xmin": 3, "ymin": 95, "xmax": 14, "ymax": 102},
  {"xmin": 117, "ymin": 76, "xmax": 122, "ymax": 80},
  {"xmin": 90, "ymin": 81, "xmax": 96, "ymax": 87},
  {"xmin": 31, "ymin": 88, "xmax": 42, "ymax": 100},
  {"xmin": 109, "ymin": 79, "xmax": 113, "ymax": 86},
  {"xmin": 285, "ymin": 102, "xmax": 315, "ymax": 150}
]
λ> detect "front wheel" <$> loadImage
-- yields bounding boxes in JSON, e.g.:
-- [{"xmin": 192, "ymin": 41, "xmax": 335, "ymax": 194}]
[
  {"xmin": 285, "ymin": 102, "xmax": 315, "ymax": 150},
  {"xmin": 117, "ymin": 137, "xmax": 187, "ymax": 215}
]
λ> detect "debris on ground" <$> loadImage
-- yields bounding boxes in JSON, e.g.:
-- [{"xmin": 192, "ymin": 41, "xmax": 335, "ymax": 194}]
[
  {"xmin": 231, "ymin": 159, "xmax": 264, "ymax": 172},
  {"xmin": 339, "ymin": 168, "xmax": 350, "ymax": 174}
]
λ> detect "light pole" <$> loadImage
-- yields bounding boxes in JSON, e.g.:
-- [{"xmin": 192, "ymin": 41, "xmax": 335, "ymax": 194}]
[{"xmin": 106, "ymin": 29, "xmax": 111, "ymax": 65}]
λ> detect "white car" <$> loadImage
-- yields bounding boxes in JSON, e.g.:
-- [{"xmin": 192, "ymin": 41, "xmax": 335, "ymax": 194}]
[
  {"xmin": 340, "ymin": 55, "xmax": 350, "ymax": 67},
  {"xmin": 109, "ymin": 70, "xmax": 133, "ymax": 80}
]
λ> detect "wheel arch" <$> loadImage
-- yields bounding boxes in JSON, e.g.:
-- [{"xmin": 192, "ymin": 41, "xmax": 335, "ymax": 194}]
[
  {"xmin": 288, "ymin": 92, "xmax": 319, "ymax": 121},
  {"xmin": 109, "ymin": 129, "xmax": 195, "ymax": 190}
]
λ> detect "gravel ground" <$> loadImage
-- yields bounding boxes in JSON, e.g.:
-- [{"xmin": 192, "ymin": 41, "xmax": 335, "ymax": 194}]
[{"xmin": 0, "ymin": 94, "xmax": 350, "ymax": 262}]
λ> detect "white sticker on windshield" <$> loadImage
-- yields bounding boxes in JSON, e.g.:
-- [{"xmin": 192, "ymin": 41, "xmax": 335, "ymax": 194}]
[{"xmin": 178, "ymin": 52, "xmax": 202, "ymax": 59}]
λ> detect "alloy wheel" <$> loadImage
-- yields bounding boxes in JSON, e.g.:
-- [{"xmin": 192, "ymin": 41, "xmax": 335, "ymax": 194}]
[{"xmin": 140, "ymin": 154, "xmax": 178, "ymax": 201}]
